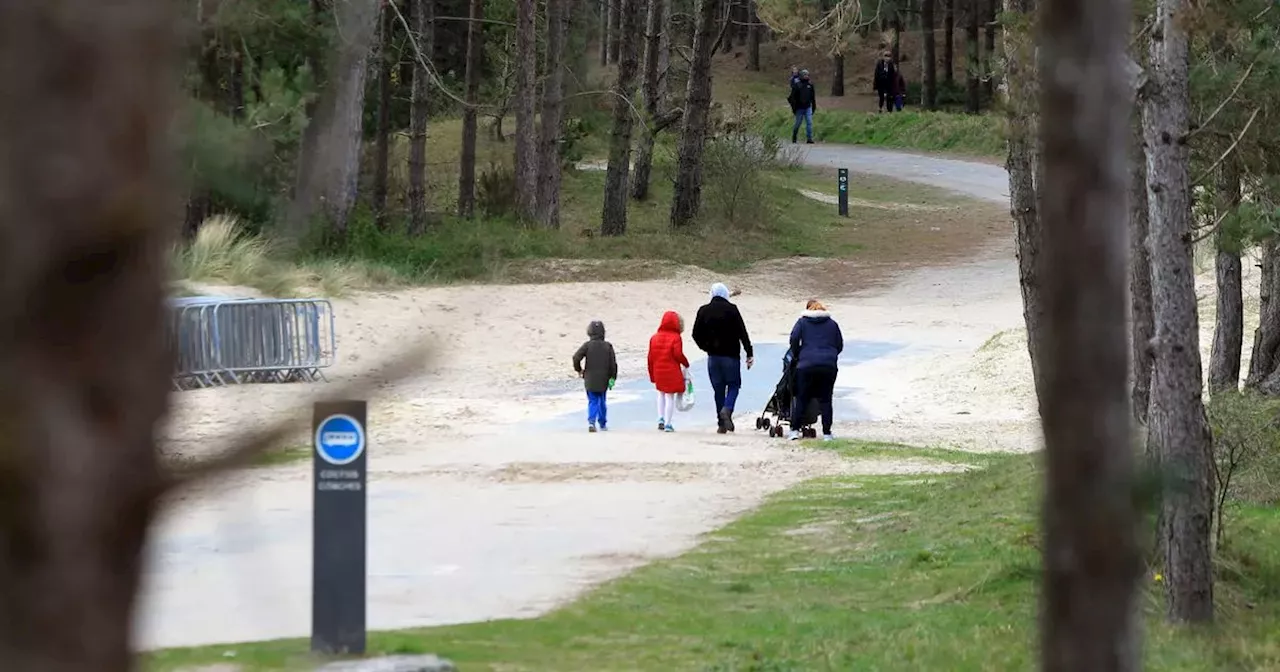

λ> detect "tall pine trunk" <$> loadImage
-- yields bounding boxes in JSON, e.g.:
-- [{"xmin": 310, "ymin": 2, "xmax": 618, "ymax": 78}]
[
  {"xmin": 1038, "ymin": 0, "xmax": 1142, "ymax": 662},
  {"xmin": 1143, "ymin": 0, "xmax": 1215, "ymax": 624},
  {"xmin": 513, "ymin": 0, "xmax": 538, "ymax": 221},
  {"xmin": 944, "ymin": 0, "xmax": 955, "ymax": 84},
  {"xmin": 669, "ymin": 0, "xmax": 720, "ymax": 228},
  {"xmin": 1004, "ymin": 0, "xmax": 1047, "ymax": 409},
  {"xmin": 408, "ymin": 0, "xmax": 434, "ymax": 234},
  {"xmin": 891, "ymin": 12, "xmax": 903, "ymax": 63},
  {"xmin": 373, "ymin": 0, "xmax": 395, "ymax": 229},
  {"xmin": 721, "ymin": 0, "xmax": 735, "ymax": 54},
  {"xmin": 458, "ymin": 0, "xmax": 485, "ymax": 218},
  {"xmin": 1130, "ymin": 120, "xmax": 1154, "ymax": 425},
  {"xmin": 287, "ymin": 0, "xmax": 379, "ymax": 242},
  {"xmin": 983, "ymin": 0, "xmax": 997, "ymax": 100},
  {"xmin": 1247, "ymin": 240, "xmax": 1280, "ymax": 392},
  {"xmin": 1209, "ymin": 159, "xmax": 1243, "ymax": 393},
  {"xmin": 966, "ymin": 0, "xmax": 981, "ymax": 112},
  {"xmin": 537, "ymin": 0, "xmax": 571, "ymax": 227},
  {"xmin": 922, "ymin": 0, "xmax": 938, "ymax": 109},
  {"xmin": 632, "ymin": 0, "xmax": 668, "ymax": 201},
  {"xmin": 831, "ymin": 53, "xmax": 845, "ymax": 96},
  {"xmin": 609, "ymin": 0, "xmax": 621, "ymax": 62},
  {"xmin": 746, "ymin": 0, "xmax": 760, "ymax": 70},
  {"xmin": 601, "ymin": 0, "xmax": 643, "ymax": 235},
  {"xmin": 599, "ymin": 0, "xmax": 610, "ymax": 65}
]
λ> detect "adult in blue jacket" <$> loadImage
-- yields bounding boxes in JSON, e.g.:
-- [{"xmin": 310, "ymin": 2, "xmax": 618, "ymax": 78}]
[{"xmin": 788, "ymin": 299, "xmax": 843, "ymax": 440}]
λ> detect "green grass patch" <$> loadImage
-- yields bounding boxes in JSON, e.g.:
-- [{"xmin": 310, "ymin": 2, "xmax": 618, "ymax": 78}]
[
  {"xmin": 146, "ymin": 447, "xmax": 1280, "ymax": 671},
  {"xmin": 249, "ymin": 444, "xmax": 312, "ymax": 468},
  {"xmin": 763, "ymin": 109, "xmax": 1006, "ymax": 159}
]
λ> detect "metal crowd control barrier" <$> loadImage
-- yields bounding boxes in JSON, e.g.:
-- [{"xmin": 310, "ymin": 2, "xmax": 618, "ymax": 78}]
[{"xmin": 169, "ymin": 297, "xmax": 336, "ymax": 390}]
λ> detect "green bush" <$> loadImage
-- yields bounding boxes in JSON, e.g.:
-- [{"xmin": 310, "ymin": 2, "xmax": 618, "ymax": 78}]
[
  {"xmin": 761, "ymin": 108, "xmax": 1006, "ymax": 157},
  {"xmin": 1209, "ymin": 391, "xmax": 1280, "ymax": 509}
]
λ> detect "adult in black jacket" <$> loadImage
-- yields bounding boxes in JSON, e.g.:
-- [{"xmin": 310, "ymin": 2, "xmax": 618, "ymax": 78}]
[
  {"xmin": 873, "ymin": 51, "xmax": 897, "ymax": 112},
  {"xmin": 692, "ymin": 282, "xmax": 755, "ymax": 433},
  {"xmin": 787, "ymin": 69, "xmax": 817, "ymax": 144}
]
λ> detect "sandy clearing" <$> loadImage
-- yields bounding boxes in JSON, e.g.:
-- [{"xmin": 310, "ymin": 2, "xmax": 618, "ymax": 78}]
[{"xmin": 139, "ymin": 145, "xmax": 1034, "ymax": 650}]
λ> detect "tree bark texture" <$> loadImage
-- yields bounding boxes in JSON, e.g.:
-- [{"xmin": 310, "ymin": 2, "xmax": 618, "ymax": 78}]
[
  {"xmin": 600, "ymin": 0, "xmax": 610, "ymax": 66},
  {"xmin": 632, "ymin": 0, "xmax": 667, "ymax": 201},
  {"xmin": 657, "ymin": 1, "xmax": 672, "ymax": 99},
  {"xmin": 1129, "ymin": 120, "xmax": 1154, "ymax": 426},
  {"xmin": 966, "ymin": 0, "xmax": 981, "ymax": 112},
  {"xmin": 408, "ymin": 0, "xmax": 434, "ymax": 234},
  {"xmin": 1247, "ymin": 239, "xmax": 1280, "ymax": 393},
  {"xmin": 601, "ymin": 0, "xmax": 643, "ymax": 236},
  {"xmin": 944, "ymin": 0, "xmax": 955, "ymax": 83},
  {"xmin": 287, "ymin": 0, "xmax": 379, "ymax": 242},
  {"xmin": 1209, "ymin": 159, "xmax": 1243, "ymax": 394},
  {"xmin": 0, "ymin": 1, "xmax": 180, "ymax": 669},
  {"xmin": 746, "ymin": 0, "xmax": 760, "ymax": 70},
  {"xmin": 891, "ymin": 12, "xmax": 903, "ymax": 63},
  {"xmin": 831, "ymin": 53, "xmax": 845, "ymax": 96},
  {"xmin": 458, "ymin": 0, "xmax": 485, "ymax": 218},
  {"xmin": 373, "ymin": 0, "xmax": 395, "ymax": 229},
  {"xmin": 1004, "ymin": 0, "xmax": 1048, "ymax": 414},
  {"xmin": 513, "ymin": 0, "xmax": 538, "ymax": 221},
  {"xmin": 669, "ymin": 0, "xmax": 720, "ymax": 228},
  {"xmin": 721, "ymin": 0, "xmax": 735, "ymax": 53},
  {"xmin": 610, "ymin": 0, "xmax": 621, "ymax": 62},
  {"xmin": 922, "ymin": 0, "xmax": 938, "ymax": 109},
  {"xmin": 536, "ymin": 0, "xmax": 571, "ymax": 227},
  {"xmin": 984, "ymin": 0, "xmax": 997, "ymax": 100},
  {"xmin": 1037, "ymin": 0, "xmax": 1143, "ymax": 664},
  {"xmin": 1142, "ymin": 0, "xmax": 1216, "ymax": 624}
]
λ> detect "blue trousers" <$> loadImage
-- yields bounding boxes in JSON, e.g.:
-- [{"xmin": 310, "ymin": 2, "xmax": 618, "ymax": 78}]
[
  {"xmin": 706, "ymin": 356, "xmax": 742, "ymax": 416},
  {"xmin": 587, "ymin": 390, "xmax": 608, "ymax": 427},
  {"xmin": 792, "ymin": 107, "xmax": 813, "ymax": 141}
]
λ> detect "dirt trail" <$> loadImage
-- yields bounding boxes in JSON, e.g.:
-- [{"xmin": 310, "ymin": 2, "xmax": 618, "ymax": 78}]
[{"xmin": 138, "ymin": 145, "xmax": 1035, "ymax": 650}]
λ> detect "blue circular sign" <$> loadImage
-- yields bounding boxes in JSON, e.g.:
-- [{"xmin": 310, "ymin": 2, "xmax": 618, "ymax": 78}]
[{"xmin": 315, "ymin": 414, "xmax": 366, "ymax": 466}]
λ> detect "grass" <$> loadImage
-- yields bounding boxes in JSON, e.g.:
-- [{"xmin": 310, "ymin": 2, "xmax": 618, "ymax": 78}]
[
  {"xmin": 762, "ymin": 109, "xmax": 1006, "ymax": 159},
  {"xmin": 145, "ymin": 445, "xmax": 1280, "ymax": 671}
]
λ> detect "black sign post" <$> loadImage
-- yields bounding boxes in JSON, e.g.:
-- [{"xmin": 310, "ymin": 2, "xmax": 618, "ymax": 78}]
[
  {"xmin": 311, "ymin": 400, "xmax": 368, "ymax": 655},
  {"xmin": 837, "ymin": 168, "xmax": 849, "ymax": 217}
]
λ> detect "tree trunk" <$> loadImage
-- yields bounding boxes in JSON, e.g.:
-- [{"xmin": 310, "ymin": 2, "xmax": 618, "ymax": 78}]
[
  {"xmin": 536, "ymin": 0, "xmax": 571, "ymax": 227},
  {"xmin": 1129, "ymin": 120, "xmax": 1154, "ymax": 426},
  {"xmin": 229, "ymin": 46, "xmax": 245, "ymax": 119},
  {"xmin": 408, "ymin": 0, "xmax": 434, "ymax": 235},
  {"xmin": 609, "ymin": 0, "xmax": 621, "ymax": 62},
  {"xmin": 831, "ymin": 53, "xmax": 845, "ymax": 96},
  {"xmin": 513, "ymin": 0, "xmax": 538, "ymax": 221},
  {"xmin": 944, "ymin": 0, "xmax": 955, "ymax": 84},
  {"xmin": 669, "ymin": 0, "xmax": 720, "ymax": 228},
  {"xmin": 1038, "ymin": 0, "xmax": 1142, "ymax": 663},
  {"xmin": 891, "ymin": 11, "xmax": 903, "ymax": 63},
  {"xmin": 286, "ymin": 0, "xmax": 379, "ymax": 243},
  {"xmin": 965, "ymin": 0, "xmax": 981, "ymax": 112},
  {"xmin": 1143, "ymin": 0, "xmax": 1215, "ymax": 624},
  {"xmin": 983, "ymin": 0, "xmax": 997, "ymax": 100},
  {"xmin": 0, "ymin": 0, "xmax": 180, "ymax": 669},
  {"xmin": 720, "ymin": 0, "xmax": 735, "ymax": 53},
  {"xmin": 1247, "ymin": 239, "xmax": 1280, "ymax": 393},
  {"xmin": 458, "ymin": 0, "xmax": 485, "ymax": 218},
  {"xmin": 373, "ymin": 0, "xmax": 395, "ymax": 229},
  {"xmin": 657, "ymin": 0, "xmax": 672, "ymax": 98},
  {"xmin": 600, "ymin": 0, "xmax": 610, "ymax": 66},
  {"xmin": 1209, "ymin": 159, "xmax": 1243, "ymax": 394},
  {"xmin": 1004, "ymin": 0, "xmax": 1047, "ymax": 410},
  {"xmin": 745, "ymin": 0, "xmax": 760, "ymax": 70},
  {"xmin": 922, "ymin": 0, "xmax": 938, "ymax": 109},
  {"xmin": 601, "ymin": 0, "xmax": 643, "ymax": 236},
  {"xmin": 632, "ymin": 0, "xmax": 667, "ymax": 201}
]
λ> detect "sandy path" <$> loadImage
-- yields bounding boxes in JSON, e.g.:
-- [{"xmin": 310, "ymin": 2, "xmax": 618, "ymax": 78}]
[{"xmin": 138, "ymin": 145, "xmax": 1034, "ymax": 650}]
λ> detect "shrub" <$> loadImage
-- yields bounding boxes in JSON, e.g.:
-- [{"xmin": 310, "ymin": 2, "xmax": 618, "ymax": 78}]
[
  {"xmin": 1207, "ymin": 391, "xmax": 1280, "ymax": 545},
  {"xmin": 477, "ymin": 162, "xmax": 518, "ymax": 219}
]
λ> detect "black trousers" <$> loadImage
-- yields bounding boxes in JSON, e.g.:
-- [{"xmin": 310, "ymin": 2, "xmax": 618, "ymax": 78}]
[
  {"xmin": 877, "ymin": 89, "xmax": 891, "ymax": 111},
  {"xmin": 792, "ymin": 365, "xmax": 837, "ymax": 435}
]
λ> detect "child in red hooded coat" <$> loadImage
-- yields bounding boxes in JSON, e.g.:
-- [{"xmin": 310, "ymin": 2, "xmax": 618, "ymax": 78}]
[{"xmin": 648, "ymin": 311, "xmax": 690, "ymax": 432}]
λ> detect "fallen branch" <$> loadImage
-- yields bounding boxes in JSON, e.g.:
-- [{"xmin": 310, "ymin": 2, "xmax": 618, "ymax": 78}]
[{"xmin": 652, "ymin": 107, "xmax": 684, "ymax": 134}]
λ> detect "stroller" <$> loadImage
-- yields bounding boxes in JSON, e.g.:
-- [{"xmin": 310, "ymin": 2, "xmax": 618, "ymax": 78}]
[{"xmin": 754, "ymin": 350, "xmax": 820, "ymax": 438}]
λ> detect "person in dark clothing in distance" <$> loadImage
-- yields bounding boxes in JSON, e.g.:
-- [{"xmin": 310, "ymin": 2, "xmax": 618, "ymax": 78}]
[
  {"xmin": 692, "ymin": 282, "xmax": 755, "ymax": 433},
  {"xmin": 572, "ymin": 320, "xmax": 618, "ymax": 432},
  {"xmin": 892, "ymin": 69, "xmax": 907, "ymax": 111},
  {"xmin": 873, "ymin": 51, "xmax": 897, "ymax": 112},
  {"xmin": 788, "ymin": 69, "xmax": 817, "ymax": 144},
  {"xmin": 787, "ymin": 299, "xmax": 843, "ymax": 441},
  {"xmin": 789, "ymin": 65, "xmax": 800, "ymax": 87}
]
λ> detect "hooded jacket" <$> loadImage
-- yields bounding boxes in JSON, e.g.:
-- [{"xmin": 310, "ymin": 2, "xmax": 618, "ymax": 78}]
[
  {"xmin": 789, "ymin": 309, "xmax": 844, "ymax": 371},
  {"xmin": 573, "ymin": 321, "xmax": 618, "ymax": 393},
  {"xmin": 647, "ymin": 311, "xmax": 690, "ymax": 394},
  {"xmin": 788, "ymin": 77, "xmax": 817, "ymax": 112},
  {"xmin": 692, "ymin": 286, "xmax": 754, "ymax": 360}
]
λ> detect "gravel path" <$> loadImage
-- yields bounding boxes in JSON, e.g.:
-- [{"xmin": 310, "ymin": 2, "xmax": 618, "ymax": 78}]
[{"xmin": 796, "ymin": 144, "xmax": 1009, "ymax": 203}]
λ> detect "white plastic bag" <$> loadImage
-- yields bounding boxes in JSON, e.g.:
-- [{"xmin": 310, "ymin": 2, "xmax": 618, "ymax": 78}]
[{"xmin": 677, "ymin": 366, "xmax": 696, "ymax": 412}]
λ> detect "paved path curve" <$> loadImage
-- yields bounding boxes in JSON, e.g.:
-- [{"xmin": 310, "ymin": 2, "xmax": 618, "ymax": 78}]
[{"xmin": 795, "ymin": 144, "xmax": 1010, "ymax": 205}]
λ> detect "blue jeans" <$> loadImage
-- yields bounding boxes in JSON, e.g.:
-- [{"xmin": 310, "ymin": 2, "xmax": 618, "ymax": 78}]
[
  {"xmin": 706, "ymin": 356, "xmax": 742, "ymax": 416},
  {"xmin": 792, "ymin": 107, "xmax": 813, "ymax": 141},
  {"xmin": 587, "ymin": 391, "xmax": 608, "ymax": 427}
]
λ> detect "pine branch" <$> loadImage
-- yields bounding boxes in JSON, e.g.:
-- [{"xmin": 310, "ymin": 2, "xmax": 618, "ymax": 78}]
[
  {"xmin": 1192, "ymin": 106, "xmax": 1261, "ymax": 188},
  {"xmin": 1187, "ymin": 58, "xmax": 1258, "ymax": 141}
]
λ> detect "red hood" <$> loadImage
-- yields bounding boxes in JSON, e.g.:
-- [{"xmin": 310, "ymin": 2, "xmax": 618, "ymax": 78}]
[{"xmin": 658, "ymin": 311, "xmax": 681, "ymax": 333}]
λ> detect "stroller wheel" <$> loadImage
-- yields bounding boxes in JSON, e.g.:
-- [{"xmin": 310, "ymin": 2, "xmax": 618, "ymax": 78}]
[
  {"xmin": 762, "ymin": 418, "xmax": 772, "ymax": 430},
  {"xmin": 755, "ymin": 417, "xmax": 764, "ymax": 430}
]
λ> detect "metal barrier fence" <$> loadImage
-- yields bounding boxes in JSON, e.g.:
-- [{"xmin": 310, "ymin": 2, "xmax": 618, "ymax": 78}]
[{"xmin": 169, "ymin": 297, "xmax": 336, "ymax": 390}]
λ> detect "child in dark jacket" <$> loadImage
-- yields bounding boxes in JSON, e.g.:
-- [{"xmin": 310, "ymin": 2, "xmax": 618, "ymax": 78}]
[{"xmin": 573, "ymin": 320, "xmax": 618, "ymax": 432}]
